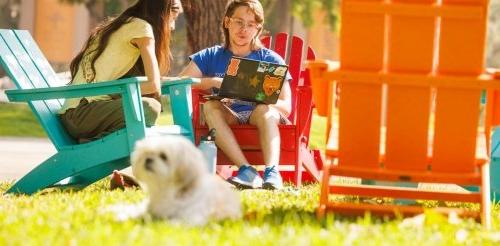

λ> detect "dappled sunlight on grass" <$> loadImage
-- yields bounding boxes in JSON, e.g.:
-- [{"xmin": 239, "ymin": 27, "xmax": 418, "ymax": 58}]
[{"xmin": 1, "ymin": 180, "xmax": 500, "ymax": 244}]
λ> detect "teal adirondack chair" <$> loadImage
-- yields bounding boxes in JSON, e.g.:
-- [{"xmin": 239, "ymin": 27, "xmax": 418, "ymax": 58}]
[
  {"xmin": 0, "ymin": 29, "xmax": 197, "ymax": 195},
  {"xmin": 491, "ymin": 128, "xmax": 500, "ymax": 201}
]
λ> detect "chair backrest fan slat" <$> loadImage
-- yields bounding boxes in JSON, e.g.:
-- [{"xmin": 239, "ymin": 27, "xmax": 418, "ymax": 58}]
[{"xmin": 0, "ymin": 29, "xmax": 76, "ymax": 148}]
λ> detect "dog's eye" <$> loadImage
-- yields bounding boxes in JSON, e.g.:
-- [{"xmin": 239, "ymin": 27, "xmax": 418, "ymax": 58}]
[{"xmin": 159, "ymin": 153, "xmax": 167, "ymax": 161}]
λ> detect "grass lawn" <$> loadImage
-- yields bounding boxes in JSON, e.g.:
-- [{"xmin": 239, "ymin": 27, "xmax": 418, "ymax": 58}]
[
  {"xmin": 1, "ymin": 102, "xmax": 500, "ymax": 244},
  {"xmin": 1, "ymin": 181, "xmax": 499, "ymax": 245},
  {"xmin": 0, "ymin": 103, "xmax": 46, "ymax": 137}
]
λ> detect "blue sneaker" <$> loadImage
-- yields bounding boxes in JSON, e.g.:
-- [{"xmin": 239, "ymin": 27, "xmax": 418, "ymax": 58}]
[
  {"xmin": 263, "ymin": 166, "xmax": 283, "ymax": 190},
  {"xmin": 227, "ymin": 165, "xmax": 263, "ymax": 189}
]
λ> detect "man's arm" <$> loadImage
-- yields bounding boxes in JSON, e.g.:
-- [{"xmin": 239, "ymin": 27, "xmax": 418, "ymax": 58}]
[
  {"xmin": 271, "ymin": 80, "xmax": 292, "ymax": 117},
  {"xmin": 179, "ymin": 61, "xmax": 222, "ymax": 90}
]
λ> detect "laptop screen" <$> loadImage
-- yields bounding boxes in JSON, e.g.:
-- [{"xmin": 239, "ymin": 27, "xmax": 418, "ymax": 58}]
[{"xmin": 218, "ymin": 57, "xmax": 289, "ymax": 104}]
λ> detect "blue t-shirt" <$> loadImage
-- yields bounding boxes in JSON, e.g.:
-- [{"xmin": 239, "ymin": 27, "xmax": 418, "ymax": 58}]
[{"xmin": 190, "ymin": 45, "xmax": 292, "ymax": 112}]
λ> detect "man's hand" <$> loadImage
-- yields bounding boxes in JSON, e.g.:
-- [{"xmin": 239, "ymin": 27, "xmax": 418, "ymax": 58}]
[{"xmin": 208, "ymin": 77, "xmax": 223, "ymax": 88}]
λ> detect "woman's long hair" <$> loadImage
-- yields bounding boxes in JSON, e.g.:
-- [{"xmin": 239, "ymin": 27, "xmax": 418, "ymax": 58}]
[
  {"xmin": 69, "ymin": 0, "xmax": 173, "ymax": 82},
  {"xmin": 221, "ymin": 0, "xmax": 264, "ymax": 51}
]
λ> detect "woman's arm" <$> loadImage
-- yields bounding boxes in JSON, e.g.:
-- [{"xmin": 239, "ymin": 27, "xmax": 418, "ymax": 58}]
[
  {"xmin": 131, "ymin": 37, "xmax": 161, "ymax": 97},
  {"xmin": 179, "ymin": 61, "xmax": 222, "ymax": 90},
  {"xmin": 271, "ymin": 80, "xmax": 292, "ymax": 117}
]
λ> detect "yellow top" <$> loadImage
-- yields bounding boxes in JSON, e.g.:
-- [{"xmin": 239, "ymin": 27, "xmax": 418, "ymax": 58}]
[{"xmin": 59, "ymin": 17, "xmax": 154, "ymax": 113}]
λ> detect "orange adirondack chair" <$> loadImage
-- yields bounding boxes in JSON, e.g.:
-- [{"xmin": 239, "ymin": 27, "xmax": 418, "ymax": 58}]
[
  {"xmin": 192, "ymin": 33, "xmax": 322, "ymax": 185},
  {"xmin": 308, "ymin": 0, "xmax": 498, "ymax": 228}
]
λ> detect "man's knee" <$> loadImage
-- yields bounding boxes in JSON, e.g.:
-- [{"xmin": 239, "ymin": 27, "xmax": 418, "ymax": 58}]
[
  {"xmin": 251, "ymin": 104, "xmax": 280, "ymax": 126},
  {"xmin": 203, "ymin": 100, "xmax": 224, "ymax": 117},
  {"xmin": 141, "ymin": 97, "xmax": 161, "ymax": 126}
]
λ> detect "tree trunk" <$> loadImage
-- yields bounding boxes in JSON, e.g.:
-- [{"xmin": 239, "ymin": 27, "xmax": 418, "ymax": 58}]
[
  {"xmin": 86, "ymin": 0, "xmax": 106, "ymax": 31},
  {"xmin": 181, "ymin": 0, "xmax": 229, "ymax": 54},
  {"xmin": 0, "ymin": 0, "xmax": 20, "ymax": 29}
]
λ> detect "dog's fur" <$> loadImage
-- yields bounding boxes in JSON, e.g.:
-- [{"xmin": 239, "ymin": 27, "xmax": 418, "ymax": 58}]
[{"xmin": 131, "ymin": 136, "xmax": 241, "ymax": 226}]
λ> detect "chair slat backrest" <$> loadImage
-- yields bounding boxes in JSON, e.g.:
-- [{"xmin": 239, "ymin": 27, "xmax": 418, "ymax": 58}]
[
  {"xmin": 487, "ymin": 91, "xmax": 500, "ymax": 129},
  {"xmin": 8, "ymin": 30, "xmax": 64, "ymax": 110},
  {"xmin": 384, "ymin": 0, "xmax": 434, "ymax": 171},
  {"xmin": 15, "ymin": 30, "xmax": 63, "ymax": 104},
  {"xmin": 273, "ymin": 33, "xmax": 288, "ymax": 60},
  {"xmin": 432, "ymin": 0, "xmax": 487, "ymax": 172},
  {"xmin": 261, "ymin": 33, "xmax": 316, "ymax": 121},
  {"xmin": 0, "ymin": 29, "xmax": 75, "ymax": 148},
  {"xmin": 261, "ymin": 35, "xmax": 271, "ymax": 49},
  {"xmin": 338, "ymin": 0, "xmax": 384, "ymax": 168},
  {"xmin": 336, "ymin": 0, "xmax": 488, "ymax": 177}
]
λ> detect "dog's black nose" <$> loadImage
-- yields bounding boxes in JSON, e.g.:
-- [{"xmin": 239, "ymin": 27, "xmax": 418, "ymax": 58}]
[{"xmin": 145, "ymin": 158, "xmax": 153, "ymax": 171}]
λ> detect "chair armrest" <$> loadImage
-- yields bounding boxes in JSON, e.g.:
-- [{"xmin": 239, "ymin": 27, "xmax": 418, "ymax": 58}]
[
  {"xmin": 160, "ymin": 77, "xmax": 200, "ymax": 94},
  {"xmin": 5, "ymin": 77, "xmax": 148, "ymax": 102},
  {"xmin": 486, "ymin": 68, "xmax": 500, "ymax": 79},
  {"xmin": 294, "ymin": 85, "xmax": 314, "ymax": 144},
  {"xmin": 306, "ymin": 59, "xmax": 340, "ymax": 72},
  {"xmin": 492, "ymin": 127, "xmax": 500, "ymax": 159},
  {"xmin": 160, "ymin": 77, "xmax": 200, "ymax": 142},
  {"xmin": 191, "ymin": 88, "xmax": 208, "ymax": 128},
  {"xmin": 306, "ymin": 60, "xmax": 339, "ymax": 117}
]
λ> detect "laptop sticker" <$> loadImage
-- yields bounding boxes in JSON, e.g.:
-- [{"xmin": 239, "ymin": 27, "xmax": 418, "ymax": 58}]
[
  {"xmin": 255, "ymin": 92, "xmax": 265, "ymax": 101},
  {"xmin": 249, "ymin": 75, "xmax": 259, "ymax": 87},
  {"xmin": 263, "ymin": 75, "xmax": 282, "ymax": 96},
  {"xmin": 227, "ymin": 58, "xmax": 240, "ymax": 76},
  {"xmin": 257, "ymin": 62, "xmax": 269, "ymax": 73},
  {"xmin": 274, "ymin": 66, "xmax": 287, "ymax": 77}
]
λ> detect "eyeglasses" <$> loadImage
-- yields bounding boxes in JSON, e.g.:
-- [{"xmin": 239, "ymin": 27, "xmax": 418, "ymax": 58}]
[{"xmin": 229, "ymin": 18, "xmax": 261, "ymax": 30}]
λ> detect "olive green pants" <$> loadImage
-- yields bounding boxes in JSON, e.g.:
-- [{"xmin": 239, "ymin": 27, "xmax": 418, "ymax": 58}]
[{"xmin": 60, "ymin": 97, "xmax": 161, "ymax": 143}]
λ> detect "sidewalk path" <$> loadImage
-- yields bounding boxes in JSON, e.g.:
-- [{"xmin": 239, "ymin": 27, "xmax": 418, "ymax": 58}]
[
  {"xmin": 0, "ymin": 137, "xmax": 133, "ymax": 184},
  {"xmin": 0, "ymin": 137, "xmax": 55, "ymax": 182}
]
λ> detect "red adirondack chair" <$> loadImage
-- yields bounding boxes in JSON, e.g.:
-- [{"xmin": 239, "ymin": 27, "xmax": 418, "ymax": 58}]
[{"xmin": 191, "ymin": 33, "xmax": 321, "ymax": 186}]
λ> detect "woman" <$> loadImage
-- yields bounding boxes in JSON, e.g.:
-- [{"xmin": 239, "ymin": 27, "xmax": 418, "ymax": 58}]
[
  {"xmin": 180, "ymin": 0, "xmax": 291, "ymax": 190},
  {"xmin": 59, "ymin": 0, "xmax": 182, "ymax": 143}
]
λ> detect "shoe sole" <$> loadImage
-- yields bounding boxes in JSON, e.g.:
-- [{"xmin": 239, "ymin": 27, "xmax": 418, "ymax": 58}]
[
  {"xmin": 227, "ymin": 178, "xmax": 261, "ymax": 190},
  {"xmin": 262, "ymin": 182, "xmax": 282, "ymax": 190}
]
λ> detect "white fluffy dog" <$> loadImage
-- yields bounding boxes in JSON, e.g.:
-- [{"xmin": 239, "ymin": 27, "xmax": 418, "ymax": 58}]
[{"xmin": 131, "ymin": 135, "xmax": 241, "ymax": 226}]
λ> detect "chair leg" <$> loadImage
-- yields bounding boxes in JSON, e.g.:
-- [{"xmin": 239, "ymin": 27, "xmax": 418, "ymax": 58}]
[
  {"xmin": 482, "ymin": 162, "xmax": 492, "ymax": 229},
  {"xmin": 490, "ymin": 128, "xmax": 500, "ymax": 202},
  {"xmin": 299, "ymin": 144, "xmax": 321, "ymax": 183},
  {"xmin": 6, "ymin": 153, "xmax": 77, "ymax": 195},
  {"xmin": 294, "ymin": 155, "xmax": 303, "ymax": 187},
  {"xmin": 62, "ymin": 158, "xmax": 130, "ymax": 190},
  {"xmin": 6, "ymin": 139, "xmax": 131, "ymax": 195},
  {"xmin": 489, "ymin": 155, "xmax": 500, "ymax": 202},
  {"xmin": 317, "ymin": 159, "xmax": 331, "ymax": 219},
  {"xmin": 313, "ymin": 150, "xmax": 324, "ymax": 170}
]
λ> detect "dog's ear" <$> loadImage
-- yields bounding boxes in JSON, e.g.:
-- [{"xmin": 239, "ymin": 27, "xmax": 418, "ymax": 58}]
[
  {"xmin": 131, "ymin": 138, "xmax": 148, "ymax": 167},
  {"xmin": 174, "ymin": 140, "xmax": 205, "ymax": 197}
]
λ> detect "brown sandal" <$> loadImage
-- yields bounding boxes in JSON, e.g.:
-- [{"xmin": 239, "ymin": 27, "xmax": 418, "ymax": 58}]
[{"xmin": 109, "ymin": 170, "xmax": 140, "ymax": 190}]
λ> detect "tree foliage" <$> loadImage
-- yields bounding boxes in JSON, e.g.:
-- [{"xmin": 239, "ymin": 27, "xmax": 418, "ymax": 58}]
[
  {"xmin": 59, "ymin": 0, "xmax": 134, "ymax": 26},
  {"xmin": 62, "ymin": 0, "xmax": 339, "ymax": 30},
  {"xmin": 262, "ymin": 0, "xmax": 339, "ymax": 29},
  {"xmin": 60, "ymin": 0, "xmax": 340, "ymax": 58}
]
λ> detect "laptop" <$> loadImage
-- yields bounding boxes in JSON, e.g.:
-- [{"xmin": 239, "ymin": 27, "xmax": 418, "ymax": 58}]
[{"xmin": 204, "ymin": 56, "xmax": 289, "ymax": 104}]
